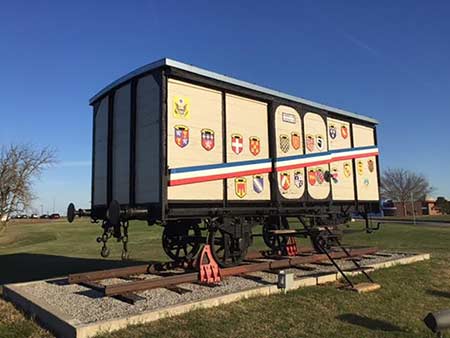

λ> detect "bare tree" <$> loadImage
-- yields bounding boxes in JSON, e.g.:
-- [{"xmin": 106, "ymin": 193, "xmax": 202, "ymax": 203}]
[
  {"xmin": 380, "ymin": 168, "xmax": 433, "ymax": 215},
  {"xmin": 0, "ymin": 144, "xmax": 56, "ymax": 227}
]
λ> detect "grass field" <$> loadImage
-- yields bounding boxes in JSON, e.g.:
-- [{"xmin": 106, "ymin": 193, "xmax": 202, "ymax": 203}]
[{"xmin": 1, "ymin": 217, "xmax": 450, "ymax": 337}]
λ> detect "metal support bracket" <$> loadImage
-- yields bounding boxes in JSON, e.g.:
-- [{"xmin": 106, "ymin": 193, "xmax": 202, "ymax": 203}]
[
  {"xmin": 285, "ymin": 236, "xmax": 298, "ymax": 256},
  {"xmin": 197, "ymin": 245, "xmax": 221, "ymax": 284}
]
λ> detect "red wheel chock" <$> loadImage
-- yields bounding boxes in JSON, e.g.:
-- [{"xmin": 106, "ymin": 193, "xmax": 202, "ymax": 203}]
[
  {"xmin": 197, "ymin": 245, "xmax": 221, "ymax": 284},
  {"xmin": 286, "ymin": 236, "xmax": 298, "ymax": 256}
]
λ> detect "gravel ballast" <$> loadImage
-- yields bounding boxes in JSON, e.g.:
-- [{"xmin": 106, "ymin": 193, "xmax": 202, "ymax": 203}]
[{"xmin": 14, "ymin": 251, "xmax": 422, "ymax": 325}]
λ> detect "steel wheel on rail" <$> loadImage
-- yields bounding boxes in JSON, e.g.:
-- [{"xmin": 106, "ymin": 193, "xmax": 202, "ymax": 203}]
[
  {"xmin": 310, "ymin": 229, "xmax": 339, "ymax": 253},
  {"xmin": 262, "ymin": 217, "xmax": 289, "ymax": 254},
  {"xmin": 162, "ymin": 222, "xmax": 202, "ymax": 262},
  {"xmin": 207, "ymin": 228, "xmax": 249, "ymax": 268}
]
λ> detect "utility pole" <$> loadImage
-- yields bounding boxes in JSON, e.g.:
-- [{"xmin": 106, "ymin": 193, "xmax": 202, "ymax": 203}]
[
  {"xmin": 53, "ymin": 197, "xmax": 55, "ymax": 214},
  {"xmin": 411, "ymin": 192, "xmax": 416, "ymax": 225},
  {"xmin": 40, "ymin": 204, "xmax": 43, "ymax": 215}
]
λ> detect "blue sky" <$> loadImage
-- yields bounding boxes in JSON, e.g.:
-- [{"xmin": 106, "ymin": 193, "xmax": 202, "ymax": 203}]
[{"xmin": 1, "ymin": 1, "xmax": 449, "ymax": 213}]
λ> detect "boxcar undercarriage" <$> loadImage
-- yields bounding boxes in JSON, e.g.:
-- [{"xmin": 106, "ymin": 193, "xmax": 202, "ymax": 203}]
[{"xmin": 67, "ymin": 201, "xmax": 380, "ymax": 267}]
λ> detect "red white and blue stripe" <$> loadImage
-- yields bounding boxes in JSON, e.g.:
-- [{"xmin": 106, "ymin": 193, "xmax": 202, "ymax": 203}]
[
  {"xmin": 274, "ymin": 145, "xmax": 379, "ymax": 172},
  {"xmin": 169, "ymin": 158, "xmax": 272, "ymax": 186},
  {"xmin": 168, "ymin": 145, "xmax": 378, "ymax": 186}
]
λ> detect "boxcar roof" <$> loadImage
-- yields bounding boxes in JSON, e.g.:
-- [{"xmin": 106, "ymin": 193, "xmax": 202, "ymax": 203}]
[{"xmin": 89, "ymin": 58, "xmax": 378, "ymax": 124}]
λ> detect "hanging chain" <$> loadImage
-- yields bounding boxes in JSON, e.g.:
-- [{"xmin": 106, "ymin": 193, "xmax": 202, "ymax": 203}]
[
  {"xmin": 97, "ymin": 220, "xmax": 113, "ymax": 257},
  {"xmin": 120, "ymin": 220, "xmax": 130, "ymax": 260},
  {"xmin": 96, "ymin": 219, "xmax": 130, "ymax": 260}
]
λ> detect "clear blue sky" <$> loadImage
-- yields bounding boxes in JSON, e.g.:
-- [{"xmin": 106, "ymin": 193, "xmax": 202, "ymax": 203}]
[{"xmin": 1, "ymin": 1, "xmax": 449, "ymax": 213}]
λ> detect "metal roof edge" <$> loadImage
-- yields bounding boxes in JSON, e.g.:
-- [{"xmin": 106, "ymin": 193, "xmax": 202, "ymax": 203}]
[
  {"xmin": 89, "ymin": 58, "xmax": 168, "ymax": 104},
  {"xmin": 89, "ymin": 58, "xmax": 378, "ymax": 124}
]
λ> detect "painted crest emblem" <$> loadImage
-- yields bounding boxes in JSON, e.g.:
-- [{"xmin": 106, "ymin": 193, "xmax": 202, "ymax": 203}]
[
  {"xmin": 331, "ymin": 167, "xmax": 339, "ymax": 183},
  {"xmin": 173, "ymin": 96, "xmax": 190, "ymax": 119},
  {"xmin": 174, "ymin": 125, "xmax": 189, "ymax": 148},
  {"xmin": 201, "ymin": 129, "xmax": 215, "ymax": 151},
  {"xmin": 308, "ymin": 169, "xmax": 316, "ymax": 186},
  {"xmin": 357, "ymin": 160, "xmax": 364, "ymax": 176},
  {"xmin": 368, "ymin": 159, "xmax": 374, "ymax": 173},
  {"xmin": 315, "ymin": 135, "xmax": 324, "ymax": 151},
  {"xmin": 341, "ymin": 125, "xmax": 348, "ymax": 139},
  {"xmin": 249, "ymin": 136, "xmax": 261, "ymax": 156},
  {"xmin": 231, "ymin": 134, "xmax": 243, "ymax": 155},
  {"xmin": 235, "ymin": 177, "xmax": 247, "ymax": 198},
  {"xmin": 291, "ymin": 132, "xmax": 301, "ymax": 150},
  {"xmin": 294, "ymin": 171, "xmax": 303, "ymax": 188},
  {"xmin": 343, "ymin": 162, "xmax": 352, "ymax": 178},
  {"xmin": 329, "ymin": 125, "xmax": 337, "ymax": 139},
  {"xmin": 316, "ymin": 168, "xmax": 325, "ymax": 185},
  {"xmin": 253, "ymin": 175, "xmax": 264, "ymax": 193},
  {"xmin": 363, "ymin": 178, "xmax": 370, "ymax": 186},
  {"xmin": 306, "ymin": 135, "xmax": 315, "ymax": 152},
  {"xmin": 280, "ymin": 172, "xmax": 290, "ymax": 191},
  {"xmin": 280, "ymin": 135, "xmax": 290, "ymax": 153}
]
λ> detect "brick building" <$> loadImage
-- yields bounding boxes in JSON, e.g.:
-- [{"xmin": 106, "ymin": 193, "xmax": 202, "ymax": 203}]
[{"xmin": 383, "ymin": 197, "xmax": 443, "ymax": 217}]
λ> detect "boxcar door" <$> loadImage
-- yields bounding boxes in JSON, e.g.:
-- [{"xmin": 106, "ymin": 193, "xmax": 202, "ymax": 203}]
[
  {"xmin": 327, "ymin": 118, "xmax": 355, "ymax": 201},
  {"xmin": 303, "ymin": 112, "xmax": 330, "ymax": 200},
  {"xmin": 167, "ymin": 79, "xmax": 223, "ymax": 200},
  {"xmin": 226, "ymin": 94, "xmax": 271, "ymax": 201},
  {"xmin": 352, "ymin": 124, "xmax": 379, "ymax": 201},
  {"xmin": 274, "ymin": 105, "xmax": 305, "ymax": 199}
]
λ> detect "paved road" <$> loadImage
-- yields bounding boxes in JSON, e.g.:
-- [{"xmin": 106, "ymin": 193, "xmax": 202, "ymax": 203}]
[{"xmin": 369, "ymin": 218, "xmax": 450, "ymax": 228}]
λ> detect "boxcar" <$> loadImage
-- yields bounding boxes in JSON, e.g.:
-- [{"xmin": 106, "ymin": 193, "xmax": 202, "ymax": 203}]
[{"xmin": 68, "ymin": 58, "xmax": 380, "ymax": 266}]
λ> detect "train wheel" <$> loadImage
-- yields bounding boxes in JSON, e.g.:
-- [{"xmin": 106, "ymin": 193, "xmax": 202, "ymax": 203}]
[
  {"xmin": 310, "ymin": 230, "xmax": 335, "ymax": 253},
  {"xmin": 262, "ymin": 217, "xmax": 289, "ymax": 253},
  {"xmin": 262, "ymin": 222, "xmax": 289, "ymax": 253},
  {"xmin": 162, "ymin": 223, "xmax": 201, "ymax": 262},
  {"xmin": 207, "ymin": 229, "xmax": 249, "ymax": 268}
]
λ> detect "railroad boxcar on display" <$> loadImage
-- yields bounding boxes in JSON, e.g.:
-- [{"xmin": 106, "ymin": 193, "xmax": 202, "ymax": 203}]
[{"xmin": 68, "ymin": 58, "xmax": 381, "ymax": 267}]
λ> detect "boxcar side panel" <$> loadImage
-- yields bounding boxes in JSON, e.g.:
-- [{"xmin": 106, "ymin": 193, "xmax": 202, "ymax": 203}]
[
  {"xmin": 304, "ymin": 112, "xmax": 330, "ymax": 199},
  {"xmin": 275, "ymin": 105, "xmax": 305, "ymax": 199},
  {"xmin": 226, "ymin": 94, "xmax": 270, "ymax": 201},
  {"xmin": 111, "ymin": 84, "xmax": 131, "ymax": 204},
  {"xmin": 352, "ymin": 124, "xmax": 379, "ymax": 201},
  {"xmin": 167, "ymin": 79, "xmax": 223, "ymax": 200},
  {"xmin": 135, "ymin": 74, "xmax": 161, "ymax": 204},
  {"xmin": 327, "ymin": 117, "xmax": 355, "ymax": 200},
  {"xmin": 93, "ymin": 97, "xmax": 109, "ymax": 206}
]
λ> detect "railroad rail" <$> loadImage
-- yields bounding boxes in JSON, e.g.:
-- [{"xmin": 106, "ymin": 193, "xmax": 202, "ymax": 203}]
[{"xmin": 67, "ymin": 246, "xmax": 378, "ymax": 303}]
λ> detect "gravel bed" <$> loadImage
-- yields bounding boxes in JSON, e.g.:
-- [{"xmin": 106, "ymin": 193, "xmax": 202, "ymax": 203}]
[{"xmin": 22, "ymin": 251, "xmax": 415, "ymax": 325}]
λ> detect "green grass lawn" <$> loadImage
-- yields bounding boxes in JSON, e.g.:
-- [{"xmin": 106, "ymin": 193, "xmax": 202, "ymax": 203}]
[
  {"xmin": 381, "ymin": 214, "xmax": 450, "ymax": 222},
  {"xmin": 1, "ymin": 218, "xmax": 450, "ymax": 337}
]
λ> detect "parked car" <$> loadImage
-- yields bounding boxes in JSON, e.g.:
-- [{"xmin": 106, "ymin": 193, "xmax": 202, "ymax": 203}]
[
  {"xmin": 20, "ymin": 214, "xmax": 28, "ymax": 219},
  {"xmin": 49, "ymin": 213, "xmax": 60, "ymax": 219},
  {"xmin": 40, "ymin": 214, "xmax": 49, "ymax": 219},
  {"xmin": 30, "ymin": 214, "xmax": 39, "ymax": 219}
]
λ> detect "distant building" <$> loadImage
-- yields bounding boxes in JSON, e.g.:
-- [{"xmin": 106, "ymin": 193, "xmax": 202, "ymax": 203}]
[{"xmin": 382, "ymin": 197, "xmax": 443, "ymax": 217}]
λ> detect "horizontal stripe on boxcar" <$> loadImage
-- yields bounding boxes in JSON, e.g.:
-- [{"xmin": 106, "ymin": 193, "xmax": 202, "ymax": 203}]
[
  {"xmin": 275, "ymin": 146, "xmax": 378, "ymax": 172},
  {"xmin": 168, "ymin": 146, "xmax": 378, "ymax": 186},
  {"xmin": 169, "ymin": 158, "xmax": 272, "ymax": 186}
]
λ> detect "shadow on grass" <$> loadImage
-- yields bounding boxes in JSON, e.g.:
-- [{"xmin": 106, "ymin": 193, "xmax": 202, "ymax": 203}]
[
  {"xmin": 426, "ymin": 289, "xmax": 450, "ymax": 299},
  {"xmin": 337, "ymin": 314, "xmax": 404, "ymax": 332},
  {"xmin": 0, "ymin": 253, "xmax": 151, "ymax": 285}
]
